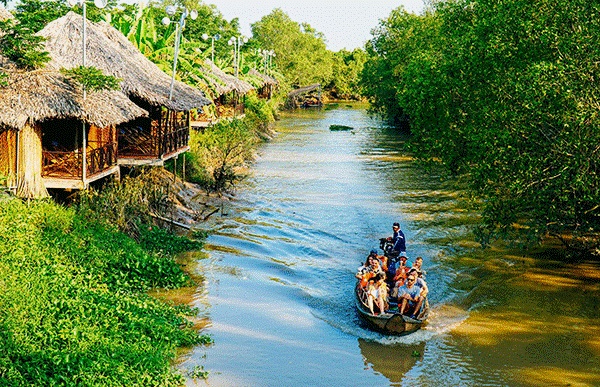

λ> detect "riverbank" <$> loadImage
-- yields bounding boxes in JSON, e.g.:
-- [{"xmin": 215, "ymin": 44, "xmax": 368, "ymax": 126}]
[
  {"xmin": 0, "ymin": 93, "xmax": 280, "ymax": 385},
  {"xmin": 0, "ymin": 195, "xmax": 213, "ymax": 386},
  {"xmin": 152, "ymin": 167, "xmax": 233, "ymax": 228}
]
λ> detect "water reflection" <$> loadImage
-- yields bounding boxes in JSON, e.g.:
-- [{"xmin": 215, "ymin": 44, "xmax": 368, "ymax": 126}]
[{"xmin": 358, "ymin": 339, "xmax": 426, "ymax": 384}]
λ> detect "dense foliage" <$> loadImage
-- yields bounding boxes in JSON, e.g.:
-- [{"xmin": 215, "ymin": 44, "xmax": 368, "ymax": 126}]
[
  {"xmin": 0, "ymin": 18, "xmax": 50, "ymax": 69},
  {"xmin": 327, "ymin": 48, "xmax": 368, "ymax": 100},
  {"xmin": 251, "ymin": 8, "xmax": 332, "ymax": 90},
  {"xmin": 0, "ymin": 196, "xmax": 209, "ymax": 386},
  {"xmin": 362, "ymin": 1, "xmax": 600, "ymax": 253}
]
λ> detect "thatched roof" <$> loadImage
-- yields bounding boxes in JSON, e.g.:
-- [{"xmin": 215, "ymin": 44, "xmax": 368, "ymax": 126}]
[
  {"xmin": 195, "ymin": 61, "xmax": 235, "ymax": 98},
  {"xmin": 0, "ymin": 59, "xmax": 147, "ymax": 130},
  {"xmin": 202, "ymin": 59, "xmax": 254, "ymax": 95},
  {"xmin": 288, "ymin": 83, "xmax": 321, "ymax": 98},
  {"xmin": 0, "ymin": 5, "xmax": 13, "ymax": 21},
  {"xmin": 248, "ymin": 68, "xmax": 277, "ymax": 87},
  {"xmin": 38, "ymin": 12, "xmax": 210, "ymax": 111}
]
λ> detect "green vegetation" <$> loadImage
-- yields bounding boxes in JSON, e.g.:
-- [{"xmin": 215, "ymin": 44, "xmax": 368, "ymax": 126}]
[
  {"xmin": 329, "ymin": 124, "xmax": 353, "ymax": 131},
  {"xmin": 169, "ymin": 94, "xmax": 279, "ymax": 195},
  {"xmin": 185, "ymin": 118, "xmax": 257, "ymax": 194},
  {"xmin": 250, "ymin": 8, "xmax": 365, "ymax": 99},
  {"xmin": 328, "ymin": 48, "xmax": 367, "ymax": 100},
  {"xmin": 251, "ymin": 8, "xmax": 332, "ymax": 89},
  {"xmin": 11, "ymin": 0, "xmax": 69, "ymax": 32},
  {"xmin": 76, "ymin": 168, "xmax": 182, "ymax": 241},
  {"xmin": 61, "ymin": 66, "xmax": 122, "ymax": 92},
  {"xmin": 0, "ymin": 196, "xmax": 210, "ymax": 386},
  {"xmin": 362, "ymin": 1, "xmax": 600, "ymax": 253},
  {"xmin": 0, "ymin": 18, "xmax": 50, "ymax": 69}
]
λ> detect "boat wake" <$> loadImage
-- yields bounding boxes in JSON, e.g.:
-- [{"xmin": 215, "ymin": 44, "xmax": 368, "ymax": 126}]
[{"xmin": 313, "ymin": 301, "xmax": 470, "ymax": 345}]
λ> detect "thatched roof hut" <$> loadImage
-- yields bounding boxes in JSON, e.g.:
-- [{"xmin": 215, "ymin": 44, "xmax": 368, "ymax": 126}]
[
  {"xmin": 248, "ymin": 68, "xmax": 277, "ymax": 88},
  {"xmin": 38, "ymin": 12, "xmax": 210, "ymax": 111},
  {"xmin": 0, "ymin": 61, "xmax": 146, "ymax": 130},
  {"xmin": 202, "ymin": 59, "xmax": 254, "ymax": 95},
  {"xmin": 0, "ymin": 53, "xmax": 147, "ymax": 198},
  {"xmin": 0, "ymin": 5, "xmax": 12, "ymax": 21},
  {"xmin": 194, "ymin": 61, "xmax": 236, "ymax": 98}
]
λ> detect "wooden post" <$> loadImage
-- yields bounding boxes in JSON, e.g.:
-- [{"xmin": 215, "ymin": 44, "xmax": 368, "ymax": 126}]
[
  {"xmin": 173, "ymin": 154, "xmax": 177, "ymax": 182},
  {"xmin": 182, "ymin": 152, "xmax": 186, "ymax": 182}
]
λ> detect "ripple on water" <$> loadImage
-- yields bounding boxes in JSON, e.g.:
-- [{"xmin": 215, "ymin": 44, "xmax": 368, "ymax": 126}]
[{"xmin": 182, "ymin": 105, "xmax": 504, "ymax": 386}]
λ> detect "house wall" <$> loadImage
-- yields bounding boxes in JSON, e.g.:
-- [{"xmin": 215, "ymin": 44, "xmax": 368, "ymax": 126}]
[{"xmin": 0, "ymin": 129, "xmax": 16, "ymax": 188}]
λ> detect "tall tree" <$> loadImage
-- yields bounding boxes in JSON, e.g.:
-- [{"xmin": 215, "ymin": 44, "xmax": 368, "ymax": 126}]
[
  {"xmin": 251, "ymin": 8, "xmax": 332, "ymax": 89},
  {"xmin": 328, "ymin": 48, "xmax": 367, "ymax": 100},
  {"xmin": 363, "ymin": 0, "xmax": 600, "ymax": 253}
]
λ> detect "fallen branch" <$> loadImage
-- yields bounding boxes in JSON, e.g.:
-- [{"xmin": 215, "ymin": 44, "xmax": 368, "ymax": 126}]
[{"xmin": 149, "ymin": 212, "xmax": 192, "ymax": 230}]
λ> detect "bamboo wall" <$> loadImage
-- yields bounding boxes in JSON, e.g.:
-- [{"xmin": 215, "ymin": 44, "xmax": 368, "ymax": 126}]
[
  {"xmin": 0, "ymin": 129, "xmax": 15, "ymax": 187},
  {"xmin": 88, "ymin": 125, "xmax": 115, "ymax": 148},
  {"xmin": 16, "ymin": 125, "xmax": 48, "ymax": 198}
]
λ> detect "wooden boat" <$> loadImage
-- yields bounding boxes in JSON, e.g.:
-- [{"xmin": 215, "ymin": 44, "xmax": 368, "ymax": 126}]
[{"xmin": 355, "ymin": 282, "xmax": 429, "ymax": 335}]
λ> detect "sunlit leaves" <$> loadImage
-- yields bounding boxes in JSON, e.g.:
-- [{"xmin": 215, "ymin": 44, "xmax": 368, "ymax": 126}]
[
  {"xmin": 61, "ymin": 65, "xmax": 121, "ymax": 91},
  {"xmin": 0, "ymin": 19, "xmax": 50, "ymax": 69},
  {"xmin": 364, "ymin": 0, "xmax": 600, "ymax": 252}
]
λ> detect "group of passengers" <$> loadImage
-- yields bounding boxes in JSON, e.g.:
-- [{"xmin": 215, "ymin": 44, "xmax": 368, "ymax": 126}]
[{"xmin": 355, "ymin": 222, "xmax": 429, "ymax": 319}]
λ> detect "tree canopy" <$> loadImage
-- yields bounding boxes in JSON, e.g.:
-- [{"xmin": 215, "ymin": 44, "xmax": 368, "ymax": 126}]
[
  {"xmin": 362, "ymin": 0, "xmax": 600, "ymax": 253},
  {"xmin": 251, "ymin": 8, "xmax": 333, "ymax": 89}
]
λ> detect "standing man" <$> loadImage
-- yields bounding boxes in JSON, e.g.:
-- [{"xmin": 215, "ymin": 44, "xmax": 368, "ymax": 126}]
[{"xmin": 391, "ymin": 222, "xmax": 406, "ymax": 254}]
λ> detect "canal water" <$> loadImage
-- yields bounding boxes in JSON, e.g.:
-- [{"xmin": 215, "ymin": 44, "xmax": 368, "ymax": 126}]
[{"xmin": 177, "ymin": 104, "xmax": 600, "ymax": 386}]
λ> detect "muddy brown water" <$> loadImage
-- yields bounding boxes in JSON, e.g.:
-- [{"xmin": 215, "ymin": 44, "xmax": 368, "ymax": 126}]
[{"xmin": 172, "ymin": 104, "xmax": 600, "ymax": 386}]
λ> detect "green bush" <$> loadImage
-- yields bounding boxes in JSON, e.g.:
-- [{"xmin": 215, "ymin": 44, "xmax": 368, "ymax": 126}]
[
  {"xmin": 186, "ymin": 118, "xmax": 257, "ymax": 193},
  {"xmin": 169, "ymin": 94, "xmax": 279, "ymax": 193},
  {"xmin": 76, "ymin": 169, "xmax": 171, "ymax": 240},
  {"xmin": 0, "ymin": 198, "xmax": 210, "ymax": 386}
]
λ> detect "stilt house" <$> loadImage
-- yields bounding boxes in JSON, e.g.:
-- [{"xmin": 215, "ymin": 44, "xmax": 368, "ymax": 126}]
[
  {"xmin": 0, "ymin": 60, "xmax": 147, "ymax": 197},
  {"xmin": 201, "ymin": 59, "xmax": 254, "ymax": 118},
  {"xmin": 248, "ymin": 68, "xmax": 277, "ymax": 99},
  {"xmin": 38, "ymin": 12, "xmax": 211, "ymax": 166},
  {"xmin": 0, "ymin": 7, "xmax": 146, "ymax": 198}
]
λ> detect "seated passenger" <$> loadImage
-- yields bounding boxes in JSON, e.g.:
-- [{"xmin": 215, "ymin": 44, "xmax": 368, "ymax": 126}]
[
  {"xmin": 368, "ymin": 248, "xmax": 388, "ymax": 272},
  {"xmin": 408, "ymin": 268, "xmax": 428, "ymax": 298},
  {"xmin": 367, "ymin": 258, "xmax": 387, "ymax": 315},
  {"xmin": 397, "ymin": 273, "xmax": 422, "ymax": 319},
  {"xmin": 391, "ymin": 268, "xmax": 407, "ymax": 299},
  {"xmin": 356, "ymin": 256, "xmax": 375, "ymax": 288},
  {"xmin": 413, "ymin": 256, "xmax": 426, "ymax": 278},
  {"xmin": 399, "ymin": 252, "xmax": 413, "ymax": 271},
  {"xmin": 391, "ymin": 252, "xmax": 411, "ymax": 283}
]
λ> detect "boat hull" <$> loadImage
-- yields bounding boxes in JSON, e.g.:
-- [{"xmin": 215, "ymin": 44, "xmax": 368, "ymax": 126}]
[{"xmin": 355, "ymin": 283, "xmax": 428, "ymax": 335}]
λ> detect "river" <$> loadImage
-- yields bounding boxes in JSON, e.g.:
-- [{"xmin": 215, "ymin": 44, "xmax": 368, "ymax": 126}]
[{"xmin": 175, "ymin": 104, "xmax": 600, "ymax": 386}]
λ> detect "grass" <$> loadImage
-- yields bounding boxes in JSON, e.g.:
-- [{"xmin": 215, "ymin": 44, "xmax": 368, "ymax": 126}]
[{"xmin": 0, "ymin": 196, "xmax": 210, "ymax": 386}]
